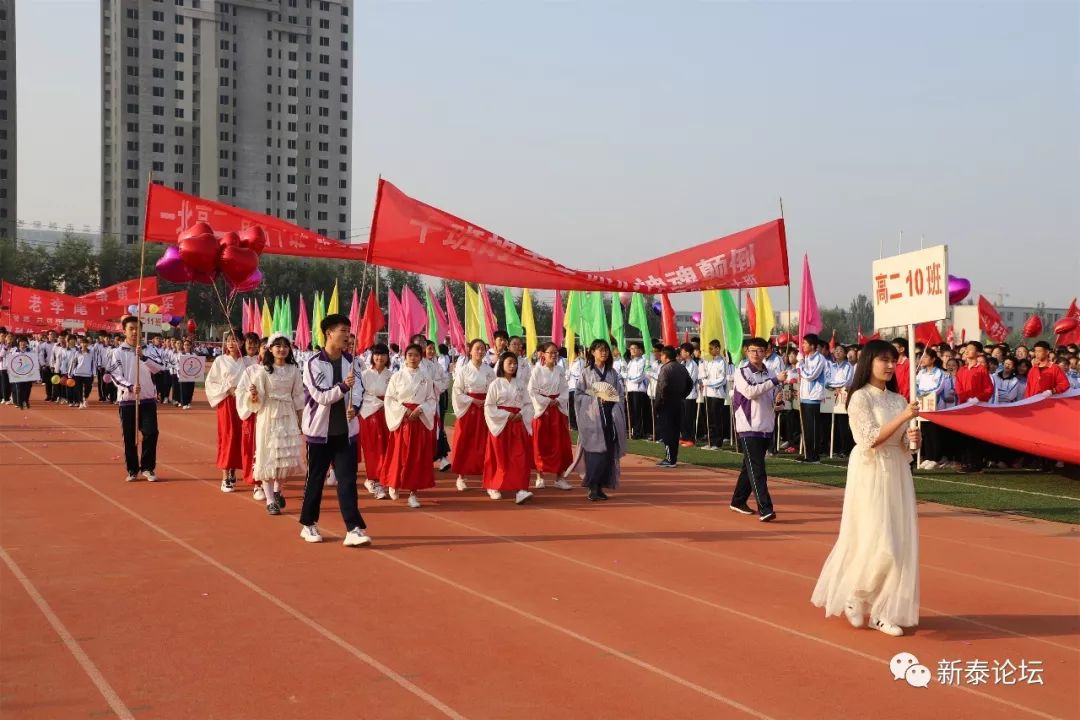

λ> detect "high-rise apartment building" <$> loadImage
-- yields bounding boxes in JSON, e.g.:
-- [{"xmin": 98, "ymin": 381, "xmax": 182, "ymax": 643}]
[
  {"xmin": 102, "ymin": 0, "xmax": 353, "ymax": 245},
  {"xmin": 0, "ymin": 0, "xmax": 15, "ymax": 245}
]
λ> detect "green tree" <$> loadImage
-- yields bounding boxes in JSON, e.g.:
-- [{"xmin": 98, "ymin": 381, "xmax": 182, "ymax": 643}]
[{"xmin": 50, "ymin": 234, "xmax": 99, "ymax": 296}]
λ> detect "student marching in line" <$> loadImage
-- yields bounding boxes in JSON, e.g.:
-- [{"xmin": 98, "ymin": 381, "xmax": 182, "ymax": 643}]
[
  {"xmin": 424, "ymin": 340, "xmax": 453, "ymax": 471},
  {"xmin": 383, "ymin": 343, "xmax": 439, "ymax": 508},
  {"xmin": 204, "ymin": 331, "xmax": 247, "ymax": 493},
  {"xmin": 826, "ymin": 344, "xmax": 855, "ymax": 457},
  {"xmin": 57, "ymin": 335, "xmax": 78, "ymax": 406},
  {"xmin": 0, "ymin": 329, "xmax": 11, "ymax": 405},
  {"xmin": 527, "ymin": 342, "xmax": 573, "ymax": 490},
  {"xmin": 566, "ymin": 345, "xmax": 584, "ymax": 430},
  {"xmin": 175, "ymin": 338, "xmax": 199, "ymax": 409},
  {"xmin": 451, "ymin": 339, "xmax": 495, "ymax": 492},
  {"xmin": 812, "ymin": 339, "xmax": 922, "ymax": 638},
  {"xmin": 297, "ymin": 313, "xmax": 370, "ymax": 547},
  {"xmin": 8, "ymin": 335, "xmax": 36, "ymax": 409},
  {"xmin": 69, "ymin": 336, "xmax": 98, "ymax": 409},
  {"xmin": 236, "ymin": 333, "xmax": 306, "ymax": 515},
  {"xmin": 483, "ymin": 351, "xmax": 535, "ymax": 504},
  {"xmin": 106, "ymin": 317, "xmax": 163, "ymax": 482},
  {"xmin": 570, "ymin": 339, "xmax": 628, "ymax": 501},
  {"xmin": 239, "ymin": 333, "xmax": 263, "ymax": 490},
  {"xmin": 358, "ymin": 344, "xmax": 392, "ymax": 500},
  {"xmin": 729, "ymin": 337, "xmax": 787, "ymax": 522}
]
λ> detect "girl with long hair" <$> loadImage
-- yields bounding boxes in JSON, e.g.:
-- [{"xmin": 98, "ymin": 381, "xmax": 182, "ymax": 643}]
[
  {"xmin": 811, "ymin": 339, "xmax": 922, "ymax": 637},
  {"xmin": 527, "ymin": 342, "xmax": 574, "ymax": 490},
  {"xmin": 451, "ymin": 339, "xmax": 494, "ymax": 491},
  {"xmin": 483, "ymin": 352, "xmax": 535, "ymax": 504},
  {"xmin": 204, "ymin": 331, "xmax": 247, "ymax": 493},
  {"xmin": 570, "ymin": 339, "xmax": 627, "ymax": 501}
]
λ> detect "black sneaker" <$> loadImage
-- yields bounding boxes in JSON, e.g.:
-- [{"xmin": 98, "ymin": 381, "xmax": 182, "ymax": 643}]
[
  {"xmin": 266, "ymin": 502, "xmax": 281, "ymax": 516},
  {"xmin": 729, "ymin": 503, "xmax": 754, "ymax": 515},
  {"xmin": 656, "ymin": 459, "xmax": 676, "ymax": 468},
  {"xmin": 759, "ymin": 511, "xmax": 777, "ymax": 522},
  {"xmin": 275, "ymin": 492, "xmax": 286, "ymax": 509},
  {"xmin": 596, "ymin": 490, "xmax": 609, "ymax": 501}
]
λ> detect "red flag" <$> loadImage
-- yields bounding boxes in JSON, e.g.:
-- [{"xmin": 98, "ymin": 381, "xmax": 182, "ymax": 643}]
[
  {"xmin": 1057, "ymin": 298, "xmax": 1080, "ymax": 346},
  {"xmin": 746, "ymin": 292, "xmax": 757, "ymax": 337},
  {"xmin": 355, "ymin": 291, "xmax": 385, "ymax": 351},
  {"xmin": 683, "ymin": 330, "xmax": 690, "ymax": 344},
  {"xmin": 829, "ymin": 329, "xmax": 837, "ymax": 351},
  {"xmin": 946, "ymin": 325, "xmax": 956, "ymax": 346},
  {"xmin": 857, "ymin": 326, "xmax": 880, "ymax": 344},
  {"xmin": 660, "ymin": 294, "xmax": 678, "ymax": 346},
  {"xmin": 914, "ymin": 321, "xmax": 942, "ymax": 347},
  {"xmin": 977, "ymin": 295, "xmax": 1009, "ymax": 343}
]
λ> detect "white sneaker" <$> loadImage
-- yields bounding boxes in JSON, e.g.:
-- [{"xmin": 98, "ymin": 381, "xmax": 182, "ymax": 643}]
[
  {"xmin": 535, "ymin": 475, "xmax": 546, "ymax": 489},
  {"xmin": 408, "ymin": 492, "xmax": 421, "ymax": 509},
  {"xmin": 456, "ymin": 477, "xmax": 468, "ymax": 492},
  {"xmin": 487, "ymin": 489, "xmax": 502, "ymax": 500},
  {"xmin": 844, "ymin": 601, "xmax": 865, "ymax": 629},
  {"xmin": 143, "ymin": 470, "xmax": 157, "ymax": 483},
  {"xmin": 253, "ymin": 486, "xmax": 266, "ymax": 501},
  {"xmin": 300, "ymin": 524, "xmax": 323, "ymax": 543},
  {"xmin": 870, "ymin": 618, "xmax": 903, "ymax": 637},
  {"xmin": 325, "ymin": 473, "xmax": 338, "ymax": 487},
  {"xmin": 79, "ymin": 401, "xmax": 88, "ymax": 409},
  {"xmin": 436, "ymin": 458, "xmax": 451, "ymax": 472},
  {"xmin": 343, "ymin": 527, "xmax": 372, "ymax": 547},
  {"xmin": 553, "ymin": 478, "xmax": 573, "ymax": 491},
  {"xmin": 363, "ymin": 479, "xmax": 376, "ymax": 494},
  {"xmin": 182, "ymin": 405, "xmax": 191, "ymax": 410},
  {"xmin": 125, "ymin": 473, "xmax": 138, "ymax": 482},
  {"xmin": 387, "ymin": 486, "xmax": 399, "ymax": 501},
  {"xmin": 515, "ymin": 490, "xmax": 534, "ymax": 505},
  {"xmin": 220, "ymin": 479, "xmax": 234, "ymax": 493},
  {"xmin": 923, "ymin": 460, "xmax": 938, "ymax": 470},
  {"xmin": 373, "ymin": 486, "xmax": 388, "ymax": 500}
]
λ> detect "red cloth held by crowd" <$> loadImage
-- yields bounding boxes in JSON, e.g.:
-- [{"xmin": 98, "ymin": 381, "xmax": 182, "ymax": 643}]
[
  {"xmin": 955, "ymin": 364, "xmax": 993, "ymax": 403},
  {"xmin": 1025, "ymin": 363, "xmax": 1069, "ymax": 397}
]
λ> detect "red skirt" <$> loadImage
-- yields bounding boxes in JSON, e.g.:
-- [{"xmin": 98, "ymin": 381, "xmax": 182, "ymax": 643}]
[
  {"xmin": 451, "ymin": 403, "xmax": 490, "ymax": 476},
  {"xmin": 359, "ymin": 409, "xmax": 389, "ymax": 481},
  {"xmin": 382, "ymin": 405, "xmax": 436, "ymax": 491},
  {"xmin": 532, "ymin": 407, "xmax": 573, "ymax": 475},
  {"xmin": 215, "ymin": 396, "xmax": 243, "ymax": 470},
  {"xmin": 241, "ymin": 415, "xmax": 257, "ymax": 485},
  {"xmin": 483, "ymin": 416, "xmax": 535, "ymax": 492}
]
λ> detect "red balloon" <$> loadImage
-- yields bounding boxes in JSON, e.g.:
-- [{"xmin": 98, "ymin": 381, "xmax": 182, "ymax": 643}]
[
  {"xmin": 177, "ymin": 224, "xmax": 219, "ymax": 274},
  {"xmin": 239, "ymin": 226, "xmax": 268, "ymax": 255},
  {"xmin": 218, "ymin": 231, "xmax": 241, "ymax": 251},
  {"xmin": 186, "ymin": 319, "xmax": 197, "ymax": 334},
  {"xmin": 219, "ymin": 246, "xmax": 259, "ymax": 285},
  {"xmin": 1052, "ymin": 316, "xmax": 1078, "ymax": 335},
  {"xmin": 776, "ymin": 333, "xmax": 791, "ymax": 346},
  {"xmin": 190, "ymin": 269, "xmax": 218, "ymax": 285},
  {"xmin": 1022, "ymin": 315, "xmax": 1043, "ymax": 338}
]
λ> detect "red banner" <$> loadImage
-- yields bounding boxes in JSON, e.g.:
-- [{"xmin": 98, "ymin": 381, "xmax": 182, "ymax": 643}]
[
  {"xmin": 106, "ymin": 291, "xmax": 188, "ymax": 317},
  {"xmin": 144, "ymin": 184, "xmax": 367, "ymax": 260},
  {"xmin": 79, "ymin": 278, "xmax": 158, "ymax": 303},
  {"xmin": 977, "ymin": 295, "xmax": 1009, "ymax": 343},
  {"xmin": 1, "ymin": 281, "xmax": 118, "ymax": 329},
  {"xmin": 368, "ymin": 180, "xmax": 789, "ymax": 292}
]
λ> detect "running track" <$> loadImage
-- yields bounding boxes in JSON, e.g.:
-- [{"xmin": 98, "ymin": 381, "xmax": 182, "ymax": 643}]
[{"xmin": 1, "ymin": 394, "xmax": 1077, "ymax": 719}]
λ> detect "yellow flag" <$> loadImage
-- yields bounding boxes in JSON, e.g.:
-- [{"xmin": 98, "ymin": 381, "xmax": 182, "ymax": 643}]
[
  {"xmin": 327, "ymin": 280, "xmax": 340, "ymax": 316},
  {"xmin": 700, "ymin": 290, "xmax": 724, "ymax": 352},
  {"xmin": 261, "ymin": 298, "xmax": 273, "ymax": 339},
  {"xmin": 563, "ymin": 290, "xmax": 577, "ymax": 354},
  {"xmin": 755, "ymin": 287, "xmax": 775, "ymax": 339},
  {"xmin": 521, "ymin": 288, "xmax": 537, "ymax": 357},
  {"xmin": 464, "ymin": 283, "xmax": 481, "ymax": 343}
]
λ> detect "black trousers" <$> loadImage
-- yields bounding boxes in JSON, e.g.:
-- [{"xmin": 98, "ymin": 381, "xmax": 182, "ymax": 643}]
[
  {"xmin": 658, "ymin": 402, "xmax": 683, "ymax": 464},
  {"xmin": 680, "ymin": 399, "xmax": 700, "ymax": 442},
  {"xmin": 704, "ymin": 397, "xmax": 727, "ymax": 446},
  {"xmin": 13, "ymin": 381, "xmax": 32, "ymax": 407},
  {"xmin": 75, "ymin": 376, "xmax": 94, "ymax": 402},
  {"xmin": 731, "ymin": 435, "xmax": 774, "ymax": 516},
  {"xmin": 42, "ymin": 366, "xmax": 55, "ymax": 400},
  {"xmin": 179, "ymin": 382, "xmax": 195, "ymax": 406},
  {"xmin": 300, "ymin": 435, "xmax": 366, "ymax": 530},
  {"xmin": 0, "ymin": 372, "xmax": 10, "ymax": 402},
  {"xmin": 96, "ymin": 367, "xmax": 107, "ymax": 400},
  {"xmin": 171, "ymin": 374, "xmax": 183, "ymax": 404},
  {"xmin": 568, "ymin": 391, "xmax": 577, "ymax": 430},
  {"xmin": 960, "ymin": 434, "xmax": 986, "ymax": 470},
  {"xmin": 829, "ymin": 413, "xmax": 853, "ymax": 456},
  {"xmin": 800, "ymin": 402, "xmax": 822, "ymax": 461},
  {"xmin": 119, "ymin": 402, "xmax": 159, "ymax": 475},
  {"xmin": 627, "ymin": 391, "xmax": 648, "ymax": 439}
]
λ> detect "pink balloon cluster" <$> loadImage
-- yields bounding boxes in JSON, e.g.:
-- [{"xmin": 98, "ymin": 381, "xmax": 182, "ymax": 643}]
[{"xmin": 155, "ymin": 223, "xmax": 266, "ymax": 291}]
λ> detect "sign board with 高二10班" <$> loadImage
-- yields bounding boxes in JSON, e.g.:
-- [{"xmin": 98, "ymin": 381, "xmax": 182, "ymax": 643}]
[{"xmin": 871, "ymin": 245, "xmax": 948, "ymax": 330}]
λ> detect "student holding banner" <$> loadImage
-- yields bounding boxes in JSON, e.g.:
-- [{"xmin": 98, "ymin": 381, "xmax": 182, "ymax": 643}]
[
  {"xmin": 7, "ymin": 335, "xmax": 38, "ymax": 409},
  {"xmin": 175, "ymin": 338, "xmax": 202, "ymax": 409}
]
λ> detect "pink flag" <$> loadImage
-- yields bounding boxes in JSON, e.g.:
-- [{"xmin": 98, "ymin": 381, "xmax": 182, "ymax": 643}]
[
  {"xmin": 427, "ymin": 286, "xmax": 448, "ymax": 343},
  {"xmin": 252, "ymin": 300, "xmax": 262, "ymax": 338},
  {"xmin": 401, "ymin": 285, "xmax": 427, "ymax": 341},
  {"xmin": 798, "ymin": 254, "xmax": 822, "ymax": 341},
  {"xmin": 295, "ymin": 295, "xmax": 311, "ymax": 350},
  {"xmin": 240, "ymin": 299, "xmax": 250, "ymax": 334},
  {"xmin": 387, "ymin": 289, "xmax": 403, "ymax": 348},
  {"xmin": 479, "ymin": 284, "xmax": 499, "ymax": 339},
  {"xmin": 444, "ymin": 281, "xmax": 466, "ymax": 354},
  {"xmin": 347, "ymin": 288, "xmax": 360, "ymax": 337},
  {"xmin": 551, "ymin": 290, "xmax": 564, "ymax": 348}
]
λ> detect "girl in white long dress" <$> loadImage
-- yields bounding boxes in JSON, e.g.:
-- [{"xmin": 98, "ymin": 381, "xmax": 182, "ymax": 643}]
[
  {"xmin": 236, "ymin": 334, "xmax": 306, "ymax": 515},
  {"xmin": 811, "ymin": 340, "xmax": 922, "ymax": 637}
]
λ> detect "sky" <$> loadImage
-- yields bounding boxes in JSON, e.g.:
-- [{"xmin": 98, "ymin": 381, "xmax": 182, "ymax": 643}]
[{"xmin": 15, "ymin": 0, "xmax": 1080, "ymax": 311}]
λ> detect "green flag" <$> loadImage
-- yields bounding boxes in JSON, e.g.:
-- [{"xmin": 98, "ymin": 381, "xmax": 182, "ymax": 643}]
[
  {"xmin": 720, "ymin": 289, "xmax": 744, "ymax": 361},
  {"xmin": 627, "ymin": 293, "xmax": 652, "ymax": 351},
  {"xmin": 610, "ymin": 293, "xmax": 626, "ymax": 354},
  {"xmin": 564, "ymin": 290, "xmax": 581, "ymax": 351},
  {"xmin": 582, "ymin": 291, "xmax": 608, "ymax": 345},
  {"xmin": 502, "ymin": 288, "xmax": 524, "ymax": 337}
]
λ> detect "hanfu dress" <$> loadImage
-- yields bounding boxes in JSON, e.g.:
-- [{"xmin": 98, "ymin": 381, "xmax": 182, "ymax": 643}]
[
  {"xmin": 382, "ymin": 365, "xmax": 438, "ymax": 491},
  {"xmin": 236, "ymin": 363, "xmax": 305, "ymax": 481},
  {"xmin": 811, "ymin": 385, "xmax": 920, "ymax": 628},
  {"xmin": 569, "ymin": 363, "xmax": 627, "ymax": 491},
  {"xmin": 528, "ymin": 364, "xmax": 573, "ymax": 475},
  {"xmin": 483, "ymin": 376, "xmax": 535, "ymax": 492},
  {"xmin": 451, "ymin": 360, "xmax": 495, "ymax": 475},
  {"xmin": 428, "ymin": 358, "xmax": 452, "ymax": 461},
  {"xmin": 204, "ymin": 353, "xmax": 246, "ymax": 470},
  {"xmin": 239, "ymin": 356, "xmax": 261, "ymax": 485},
  {"xmin": 358, "ymin": 367, "xmax": 391, "ymax": 483}
]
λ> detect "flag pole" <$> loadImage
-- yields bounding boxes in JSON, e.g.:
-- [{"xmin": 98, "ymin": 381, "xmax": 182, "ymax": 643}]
[{"xmin": 134, "ymin": 172, "xmax": 153, "ymax": 465}]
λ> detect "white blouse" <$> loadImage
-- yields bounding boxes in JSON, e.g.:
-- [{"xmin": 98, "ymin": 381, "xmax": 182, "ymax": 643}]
[
  {"xmin": 484, "ymin": 376, "xmax": 535, "ymax": 437},
  {"xmin": 452, "ymin": 361, "xmax": 495, "ymax": 418},
  {"xmin": 527, "ymin": 363, "xmax": 569, "ymax": 417},
  {"xmin": 385, "ymin": 365, "xmax": 438, "ymax": 431}
]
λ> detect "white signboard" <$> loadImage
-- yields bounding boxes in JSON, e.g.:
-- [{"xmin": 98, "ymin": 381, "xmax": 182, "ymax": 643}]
[
  {"xmin": 872, "ymin": 245, "xmax": 949, "ymax": 330},
  {"xmin": 176, "ymin": 355, "xmax": 205, "ymax": 382},
  {"xmin": 140, "ymin": 313, "xmax": 164, "ymax": 334},
  {"xmin": 951, "ymin": 305, "xmax": 980, "ymax": 346},
  {"xmin": 61, "ymin": 320, "xmax": 86, "ymax": 330},
  {"xmin": 7, "ymin": 353, "xmax": 40, "ymax": 383}
]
